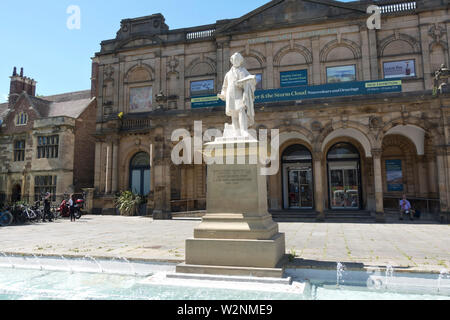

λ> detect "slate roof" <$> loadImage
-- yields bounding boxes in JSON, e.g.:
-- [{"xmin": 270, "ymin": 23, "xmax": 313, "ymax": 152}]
[{"xmin": 0, "ymin": 90, "xmax": 94, "ymax": 124}]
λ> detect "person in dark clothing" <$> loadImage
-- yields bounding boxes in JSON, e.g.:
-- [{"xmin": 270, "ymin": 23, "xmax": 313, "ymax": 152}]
[
  {"xmin": 69, "ymin": 194, "xmax": 76, "ymax": 222},
  {"xmin": 43, "ymin": 192, "xmax": 53, "ymax": 222}
]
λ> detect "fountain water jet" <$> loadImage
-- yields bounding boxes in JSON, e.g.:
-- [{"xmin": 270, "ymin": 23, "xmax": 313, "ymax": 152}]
[
  {"xmin": 385, "ymin": 265, "xmax": 394, "ymax": 289},
  {"xmin": 119, "ymin": 256, "xmax": 137, "ymax": 276},
  {"xmin": 438, "ymin": 269, "xmax": 449, "ymax": 293},
  {"xmin": 0, "ymin": 252, "xmax": 15, "ymax": 269},
  {"xmin": 32, "ymin": 254, "xmax": 43, "ymax": 271},
  {"xmin": 60, "ymin": 255, "xmax": 73, "ymax": 274},
  {"xmin": 336, "ymin": 262, "xmax": 346, "ymax": 288},
  {"xmin": 84, "ymin": 255, "xmax": 104, "ymax": 273}
]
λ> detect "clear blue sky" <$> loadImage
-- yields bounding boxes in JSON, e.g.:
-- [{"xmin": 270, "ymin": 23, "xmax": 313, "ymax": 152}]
[{"xmin": 0, "ymin": 0, "xmax": 353, "ymax": 103}]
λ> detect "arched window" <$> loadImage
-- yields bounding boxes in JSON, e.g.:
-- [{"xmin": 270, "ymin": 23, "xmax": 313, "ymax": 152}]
[
  {"xmin": 282, "ymin": 144, "xmax": 313, "ymax": 163},
  {"xmin": 130, "ymin": 152, "xmax": 151, "ymax": 196},
  {"xmin": 327, "ymin": 143, "xmax": 360, "ymax": 160}
]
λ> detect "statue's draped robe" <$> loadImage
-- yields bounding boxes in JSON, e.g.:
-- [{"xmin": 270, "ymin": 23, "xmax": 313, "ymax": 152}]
[{"xmin": 221, "ymin": 66, "xmax": 257, "ymax": 127}]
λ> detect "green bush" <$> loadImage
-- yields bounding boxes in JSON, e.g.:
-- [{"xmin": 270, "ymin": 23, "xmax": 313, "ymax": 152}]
[{"xmin": 115, "ymin": 191, "xmax": 143, "ymax": 216}]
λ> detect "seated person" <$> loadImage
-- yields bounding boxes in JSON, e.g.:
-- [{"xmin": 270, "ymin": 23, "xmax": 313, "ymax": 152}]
[{"xmin": 399, "ymin": 194, "xmax": 413, "ymax": 221}]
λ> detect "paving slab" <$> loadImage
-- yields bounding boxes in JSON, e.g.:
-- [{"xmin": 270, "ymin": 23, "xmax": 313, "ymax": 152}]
[{"xmin": 0, "ymin": 215, "xmax": 448, "ymax": 273}]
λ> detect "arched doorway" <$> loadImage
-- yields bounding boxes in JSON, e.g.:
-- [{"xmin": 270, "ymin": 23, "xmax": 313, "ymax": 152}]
[
  {"xmin": 129, "ymin": 152, "xmax": 151, "ymax": 196},
  {"xmin": 282, "ymin": 144, "xmax": 314, "ymax": 209},
  {"xmin": 327, "ymin": 143, "xmax": 362, "ymax": 210},
  {"xmin": 11, "ymin": 184, "xmax": 22, "ymax": 203}
]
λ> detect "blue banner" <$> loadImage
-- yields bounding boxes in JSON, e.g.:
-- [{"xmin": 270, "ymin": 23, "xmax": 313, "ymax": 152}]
[
  {"xmin": 191, "ymin": 79, "xmax": 402, "ymax": 108},
  {"xmin": 280, "ymin": 70, "xmax": 308, "ymax": 87},
  {"xmin": 386, "ymin": 159, "xmax": 404, "ymax": 192}
]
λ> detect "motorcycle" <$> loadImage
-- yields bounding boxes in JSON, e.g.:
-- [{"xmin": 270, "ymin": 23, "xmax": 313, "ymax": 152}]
[{"xmin": 57, "ymin": 196, "xmax": 85, "ymax": 219}]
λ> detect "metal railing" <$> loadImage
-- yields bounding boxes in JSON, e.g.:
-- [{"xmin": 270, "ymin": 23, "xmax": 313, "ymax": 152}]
[
  {"xmin": 171, "ymin": 198, "xmax": 206, "ymax": 213},
  {"xmin": 121, "ymin": 118, "xmax": 152, "ymax": 131},
  {"xmin": 379, "ymin": 1, "xmax": 417, "ymax": 14},
  {"xmin": 384, "ymin": 195, "xmax": 441, "ymax": 220},
  {"xmin": 186, "ymin": 29, "xmax": 216, "ymax": 41}
]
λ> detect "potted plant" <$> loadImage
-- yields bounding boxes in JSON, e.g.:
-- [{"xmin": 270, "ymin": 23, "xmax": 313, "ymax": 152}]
[{"xmin": 115, "ymin": 191, "xmax": 142, "ymax": 216}]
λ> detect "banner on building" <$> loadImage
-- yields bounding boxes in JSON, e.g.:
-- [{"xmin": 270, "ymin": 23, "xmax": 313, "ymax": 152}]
[
  {"xmin": 383, "ymin": 60, "xmax": 416, "ymax": 79},
  {"xmin": 280, "ymin": 70, "xmax": 308, "ymax": 87},
  {"xmin": 386, "ymin": 159, "xmax": 404, "ymax": 192},
  {"xmin": 191, "ymin": 79, "xmax": 402, "ymax": 108}
]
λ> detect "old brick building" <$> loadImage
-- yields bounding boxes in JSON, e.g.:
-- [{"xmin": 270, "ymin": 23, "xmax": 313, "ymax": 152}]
[
  {"xmin": 92, "ymin": 0, "xmax": 450, "ymax": 222},
  {"xmin": 0, "ymin": 68, "xmax": 97, "ymax": 205}
]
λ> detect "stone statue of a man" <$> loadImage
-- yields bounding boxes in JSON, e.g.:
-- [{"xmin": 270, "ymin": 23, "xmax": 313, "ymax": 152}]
[{"xmin": 218, "ymin": 52, "xmax": 257, "ymax": 138}]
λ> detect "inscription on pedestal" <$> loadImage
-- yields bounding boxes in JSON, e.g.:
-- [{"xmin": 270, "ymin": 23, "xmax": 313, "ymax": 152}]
[
  {"xmin": 207, "ymin": 164, "xmax": 260, "ymax": 214},
  {"xmin": 214, "ymin": 168, "xmax": 253, "ymax": 185}
]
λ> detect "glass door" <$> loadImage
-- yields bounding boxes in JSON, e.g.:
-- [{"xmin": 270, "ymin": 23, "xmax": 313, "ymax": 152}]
[
  {"xmin": 287, "ymin": 168, "xmax": 313, "ymax": 209},
  {"xmin": 329, "ymin": 162, "xmax": 360, "ymax": 209}
]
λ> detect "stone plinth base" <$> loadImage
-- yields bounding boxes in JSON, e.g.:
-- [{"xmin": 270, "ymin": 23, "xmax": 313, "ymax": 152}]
[
  {"xmin": 178, "ymin": 140, "xmax": 287, "ymax": 278},
  {"xmin": 185, "ymin": 233, "xmax": 285, "ymax": 270},
  {"xmin": 193, "ymin": 213, "xmax": 279, "ymax": 240},
  {"xmin": 176, "ymin": 263, "xmax": 285, "ymax": 278}
]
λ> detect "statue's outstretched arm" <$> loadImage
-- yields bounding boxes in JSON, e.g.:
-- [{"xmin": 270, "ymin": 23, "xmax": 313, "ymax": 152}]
[{"xmin": 218, "ymin": 74, "xmax": 228, "ymax": 101}]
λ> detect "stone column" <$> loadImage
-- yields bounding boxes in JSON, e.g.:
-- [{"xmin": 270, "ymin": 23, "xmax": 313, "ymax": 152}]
[
  {"xmin": 367, "ymin": 29, "xmax": 379, "ymax": 80},
  {"xmin": 152, "ymin": 137, "xmax": 172, "ymax": 220},
  {"xmin": 265, "ymin": 42, "xmax": 274, "ymax": 88},
  {"xmin": 360, "ymin": 26, "xmax": 371, "ymax": 81},
  {"xmin": 417, "ymin": 155, "xmax": 429, "ymax": 196},
  {"xmin": 313, "ymin": 151, "xmax": 325, "ymax": 221},
  {"xmin": 216, "ymin": 41, "xmax": 224, "ymax": 90},
  {"xmin": 372, "ymin": 149, "xmax": 385, "ymax": 222},
  {"xmin": 311, "ymin": 36, "xmax": 321, "ymax": 85},
  {"xmin": 419, "ymin": 24, "xmax": 433, "ymax": 90},
  {"xmin": 436, "ymin": 147, "xmax": 449, "ymax": 219},
  {"xmin": 426, "ymin": 154, "xmax": 438, "ymax": 196},
  {"xmin": 111, "ymin": 139, "xmax": 119, "ymax": 193},
  {"xmin": 105, "ymin": 142, "xmax": 112, "ymax": 194},
  {"xmin": 82, "ymin": 188, "xmax": 95, "ymax": 214},
  {"xmin": 94, "ymin": 141, "xmax": 102, "ymax": 192},
  {"xmin": 179, "ymin": 55, "xmax": 185, "ymax": 110},
  {"xmin": 155, "ymin": 55, "xmax": 162, "ymax": 94}
]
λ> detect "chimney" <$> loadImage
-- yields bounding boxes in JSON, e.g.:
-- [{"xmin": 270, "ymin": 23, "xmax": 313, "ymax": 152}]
[{"xmin": 9, "ymin": 67, "xmax": 37, "ymax": 107}]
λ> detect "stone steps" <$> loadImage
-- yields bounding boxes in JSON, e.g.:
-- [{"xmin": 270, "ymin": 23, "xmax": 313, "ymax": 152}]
[{"xmin": 271, "ymin": 210, "xmax": 375, "ymax": 222}]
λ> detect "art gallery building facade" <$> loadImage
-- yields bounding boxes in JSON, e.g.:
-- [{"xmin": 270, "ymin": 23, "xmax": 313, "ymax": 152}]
[{"xmin": 91, "ymin": 0, "xmax": 450, "ymax": 222}]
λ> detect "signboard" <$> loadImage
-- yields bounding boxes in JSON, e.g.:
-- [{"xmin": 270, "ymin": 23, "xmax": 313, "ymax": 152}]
[
  {"xmin": 191, "ymin": 79, "xmax": 402, "ymax": 108},
  {"xmin": 384, "ymin": 60, "xmax": 416, "ymax": 79},
  {"xmin": 386, "ymin": 159, "xmax": 404, "ymax": 192},
  {"xmin": 190, "ymin": 79, "xmax": 215, "ymax": 96},
  {"xmin": 130, "ymin": 86, "xmax": 153, "ymax": 112},
  {"xmin": 327, "ymin": 65, "xmax": 356, "ymax": 83},
  {"xmin": 191, "ymin": 95, "xmax": 225, "ymax": 109},
  {"xmin": 280, "ymin": 70, "xmax": 308, "ymax": 87},
  {"xmin": 255, "ymin": 80, "xmax": 402, "ymax": 103}
]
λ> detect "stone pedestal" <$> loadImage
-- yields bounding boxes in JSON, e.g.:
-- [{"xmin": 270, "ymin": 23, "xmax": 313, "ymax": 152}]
[{"xmin": 177, "ymin": 139, "xmax": 286, "ymax": 277}]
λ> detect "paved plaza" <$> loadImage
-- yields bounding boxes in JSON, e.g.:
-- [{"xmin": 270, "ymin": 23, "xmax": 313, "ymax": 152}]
[{"xmin": 0, "ymin": 215, "xmax": 449, "ymax": 273}]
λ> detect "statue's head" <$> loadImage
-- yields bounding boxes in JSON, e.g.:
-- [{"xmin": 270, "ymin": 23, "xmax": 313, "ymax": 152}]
[{"xmin": 230, "ymin": 52, "xmax": 244, "ymax": 68}]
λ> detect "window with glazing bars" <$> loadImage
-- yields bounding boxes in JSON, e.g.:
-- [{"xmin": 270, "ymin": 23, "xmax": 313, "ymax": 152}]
[
  {"xmin": 34, "ymin": 176, "xmax": 57, "ymax": 202},
  {"xmin": 37, "ymin": 135, "xmax": 59, "ymax": 159},
  {"xmin": 14, "ymin": 140, "xmax": 25, "ymax": 162}
]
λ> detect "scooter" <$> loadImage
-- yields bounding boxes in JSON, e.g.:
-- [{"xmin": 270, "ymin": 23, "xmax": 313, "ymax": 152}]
[{"xmin": 57, "ymin": 197, "xmax": 84, "ymax": 219}]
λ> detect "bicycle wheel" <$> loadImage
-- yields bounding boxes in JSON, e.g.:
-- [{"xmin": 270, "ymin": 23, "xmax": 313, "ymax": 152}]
[{"xmin": 0, "ymin": 212, "xmax": 13, "ymax": 227}]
